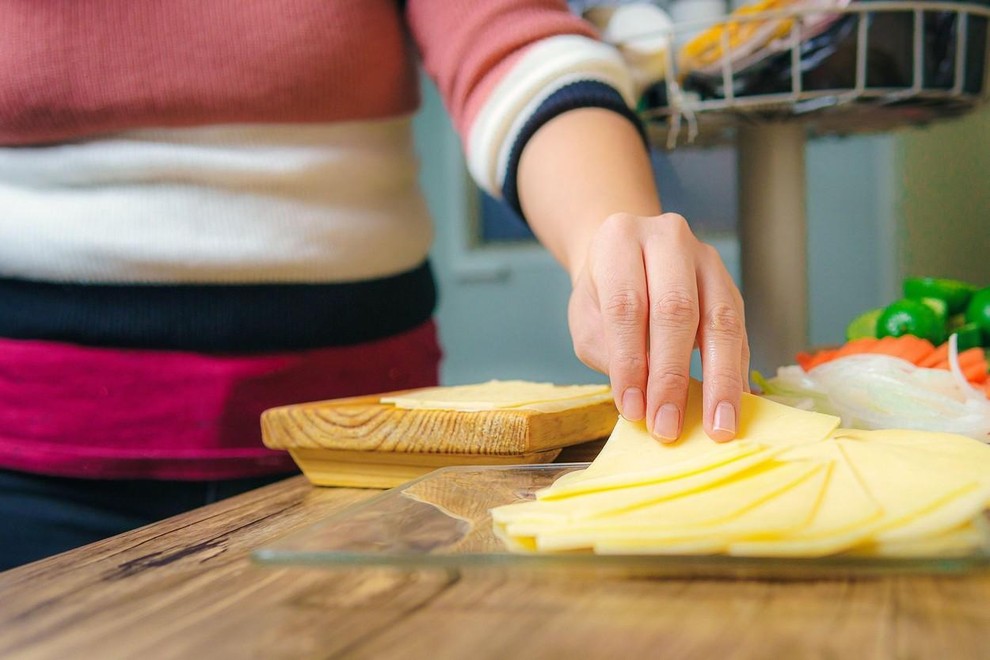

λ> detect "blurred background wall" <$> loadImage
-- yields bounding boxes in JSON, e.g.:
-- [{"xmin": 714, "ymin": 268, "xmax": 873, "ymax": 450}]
[{"xmin": 896, "ymin": 105, "xmax": 990, "ymax": 286}]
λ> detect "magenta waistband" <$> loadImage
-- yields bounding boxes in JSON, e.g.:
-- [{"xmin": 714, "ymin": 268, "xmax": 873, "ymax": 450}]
[{"xmin": 0, "ymin": 321, "xmax": 441, "ymax": 480}]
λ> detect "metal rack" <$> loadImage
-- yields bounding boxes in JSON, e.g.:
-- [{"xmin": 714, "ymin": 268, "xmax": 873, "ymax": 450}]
[
  {"xmin": 630, "ymin": 2, "xmax": 990, "ymax": 370},
  {"xmin": 642, "ymin": 1, "xmax": 990, "ymax": 146}
]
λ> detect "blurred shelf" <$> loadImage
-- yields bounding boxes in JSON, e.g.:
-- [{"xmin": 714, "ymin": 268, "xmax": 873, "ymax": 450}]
[{"xmin": 636, "ymin": 1, "xmax": 990, "ymax": 148}]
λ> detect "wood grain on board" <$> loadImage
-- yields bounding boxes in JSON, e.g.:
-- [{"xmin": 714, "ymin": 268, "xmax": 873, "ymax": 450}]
[{"xmin": 261, "ymin": 389, "xmax": 617, "ymax": 487}]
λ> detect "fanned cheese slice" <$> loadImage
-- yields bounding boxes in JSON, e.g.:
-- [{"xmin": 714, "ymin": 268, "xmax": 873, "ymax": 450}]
[
  {"xmin": 491, "ymin": 378, "xmax": 990, "ymax": 559},
  {"xmin": 593, "ymin": 463, "xmax": 829, "ymax": 554},
  {"xmin": 381, "ymin": 380, "xmax": 611, "ymax": 412},
  {"xmin": 837, "ymin": 439, "xmax": 987, "ymax": 539},
  {"xmin": 535, "ymin": 424, "xmax": 765, "ymax": 500},
  {"xmin": 492, "ymin": 446, "xmax": 779, "ymax": 530},
  {"xmin": 875, "ymin": 482, "xmax": 990, "ymax": 543},
  {"xmin": 835, "ymin": 428, "xmax": 990, "ymax": 487},
  {"xmin": 866, "ymin": 521, "xmax": 988, "ymax": 558},
  {"xmin": 533, "ymin": 461, "xmax": 823, "ymax": 552},
  {"xmin": 730, "ymin": 438, "xmax": 989, "ymax": 557},
  {"xmin": 832, "ymin": 428, "xmax": 990, "ymax": 542},
  {"xmin": 537, "ymin": 379, "xmax": 839, "ymax": 500},
  {"xmin": 727, "ymin": 441, "xmax": 883, "ymax": 557},
  {"xmin": 595, "ymin": 537, "xmax": 728, "ymax": 555}
]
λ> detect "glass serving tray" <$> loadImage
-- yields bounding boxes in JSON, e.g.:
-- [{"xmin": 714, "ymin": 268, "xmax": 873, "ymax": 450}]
[{"xmin": 253, "ymin": 464, "xmax": 990, "ymax": 579}]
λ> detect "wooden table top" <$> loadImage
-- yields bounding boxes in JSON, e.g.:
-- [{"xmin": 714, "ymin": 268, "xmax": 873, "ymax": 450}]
[{"xmin": 2, "ymin": 475, "xmax": 990, "ymax": 660}]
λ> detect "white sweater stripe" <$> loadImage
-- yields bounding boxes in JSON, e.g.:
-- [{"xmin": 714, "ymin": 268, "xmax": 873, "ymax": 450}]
[
  {"xmin": 0, "ymin": 119, "xmax": 433, "ymax": 284},
  {"xmin": 466, "ymin": 35, "xmax": 636, "ymax": 197}
]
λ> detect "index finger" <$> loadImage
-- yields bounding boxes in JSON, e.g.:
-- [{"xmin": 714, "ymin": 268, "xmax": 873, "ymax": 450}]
[{"xmin": 594, "ymin": 217, "xmax": 650, "ymax": 423}]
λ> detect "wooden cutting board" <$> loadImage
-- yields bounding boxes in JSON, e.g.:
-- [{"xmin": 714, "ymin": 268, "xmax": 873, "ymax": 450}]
[{"xmin": 261, "ymin": 389, "xmax": 618, "ymax": 488}]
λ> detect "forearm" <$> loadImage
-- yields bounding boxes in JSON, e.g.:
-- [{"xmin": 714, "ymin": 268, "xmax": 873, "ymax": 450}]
[
  {"xmin": 516, "ymin": 107, "xmax": 747, "ymax": 441},
  {"xmin": 517, "ymin": 108, "xmax": 661, "ymax": 280}
]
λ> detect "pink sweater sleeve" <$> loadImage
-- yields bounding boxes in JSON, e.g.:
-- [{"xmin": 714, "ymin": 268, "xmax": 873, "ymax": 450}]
[
  {"xmin": 405, "ymin": 0, "xmax": 641, "ymax": 211},
  {"xmin": 406, "ymin": 0, "xmax": 597, "ymax": 135}
]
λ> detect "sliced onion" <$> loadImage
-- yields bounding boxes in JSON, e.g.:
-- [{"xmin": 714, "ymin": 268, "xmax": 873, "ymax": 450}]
[
  {"xmin": 947, "ymin": 332, "xmax": 986, "ymax": 403},
  {"xmin": 760, "ymin": 351, "xmax": 990, "ymax": 442}
]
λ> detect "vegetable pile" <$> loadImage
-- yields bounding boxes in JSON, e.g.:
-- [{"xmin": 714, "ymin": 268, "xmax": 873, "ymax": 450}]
[
  {"xmin": 795, "ymin": 336, "xmax": 988, "ymax": 389},
  {"xmin": 757, "ymin": 277, "xmax": 990, "ymax": 441}
]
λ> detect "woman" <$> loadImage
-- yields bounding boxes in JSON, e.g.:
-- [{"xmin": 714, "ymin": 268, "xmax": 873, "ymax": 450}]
[{"xmin": 0, "ymin": 0, "xmax": 748, "ymax": 569}]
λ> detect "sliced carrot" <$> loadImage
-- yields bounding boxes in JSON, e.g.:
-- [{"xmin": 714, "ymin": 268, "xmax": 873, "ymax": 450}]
[
  {"xmin": 894, "ymin": 336, "xmax": 937, "ymax": 365},
  {"xmin": 923, "ymin": 347, "xmax": 988, "ymax": 383},
  {"xmin": 963, "ymin": 362, "xmax": 987, "ymax": 383},
  {"xmin": 919, "ymin": 343, "xmax": 950, "ymax": 368},
  {"xmin": 865, "ymin": 335, "xmax": 936, "ymax": 364},
  {"xmin": 834, "ymin": 337, "xmax": 878, "ymax": 359},
  {"xmin": 797, "ymin": 336, "xmax": 978, "ymax": 376},
  {"xmin": 929, "ymin": 347, "xmax": 986, "ymax": 372},
  {"xmin": 959, "ymin": 348, "xmax": 986, "ymax": 368},
  {"xmin": 796, "ymin": 351, "xmax": 816, "ymax": 371},
  {"xmin": 962, "ymin": 351, "xmax": 988, "ymax": 384},
  {"xmin": 806, "ymin": 349, "xmax": 840, "ymax": 371},
  {"xmin": 870, "ymin": 336, "xmax": 897, "ymax": 355}
]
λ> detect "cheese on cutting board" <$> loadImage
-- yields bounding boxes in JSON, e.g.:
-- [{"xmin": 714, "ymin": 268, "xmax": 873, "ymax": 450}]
[
  {"xmin": 263, "ymin": 379, "xmax": 620, "ymax": 489},
  {"xmin": 381, "ymin": 380, "xmax": 612, "ymax": 412},
  {"xmin": 492, "ymin": 379, "xmax": 990, "ymax": 558}
]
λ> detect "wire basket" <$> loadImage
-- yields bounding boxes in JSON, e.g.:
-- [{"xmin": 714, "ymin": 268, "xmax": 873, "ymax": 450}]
[{"xmin": 635, "ymin": 1, "xmax": 990, "ymax": 147}]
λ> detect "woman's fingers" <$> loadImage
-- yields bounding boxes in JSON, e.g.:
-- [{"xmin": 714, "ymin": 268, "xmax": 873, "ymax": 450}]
[
  {"xmin": 643, "ymin": 214, "xmax": 700, "ymax": 441},
  {"xmin": 593, "ymin": 214, "xmax": 650, "ymax": 422},
  {"xmin": 567, "ymin": 213, "xmax": 749, "ymax": 443},
  {"xmin": 567, "ymin": 271, "xmax": 608, "ymax": 374},
  {"xmin": 695, "ymin": 246, "xmax": 747, "ymax": 441}
]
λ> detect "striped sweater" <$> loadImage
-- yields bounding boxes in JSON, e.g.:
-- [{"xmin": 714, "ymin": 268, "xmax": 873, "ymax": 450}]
[{"xmin": 0, "ymin": 0, "xmax": 639, "ymax": 479}]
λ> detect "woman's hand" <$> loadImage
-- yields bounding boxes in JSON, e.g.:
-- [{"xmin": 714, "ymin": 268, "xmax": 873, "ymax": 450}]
[
  {"xmin": 516, "ymin": 108, "xmax": 749, "ymax": 441},
  {"xmin": 567, "ymin": 212, "xmax": 749, "ymax": 442}
]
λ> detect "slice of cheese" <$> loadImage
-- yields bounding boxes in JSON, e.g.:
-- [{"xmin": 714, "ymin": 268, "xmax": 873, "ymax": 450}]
[
  {"xmin": 537, "ymin": 379, "xmax": 839, "ymax": 500},
  {"xmin": 381, "ymin": 380, "xmax": 611, "ymax": 412},
  {"xmin": 728, "ymin": 440, "xmax": 883, "ymax": 557},
  {"xmin": 550, "ymin": 461, "xmax": 821, "ymax": 533},
  {"xmin": 535, "ymin": 423, "xmax": 765, "ymax": 500},
  {"xmin": 493, "ymin": 446, "xmax": 779, "ymax": 531},
  {"xmin": 836, "ymin": 428, "xmax": 990, "ymax": 488},
  {"xmin": 837, "ymin": 439, "xmax": 984, "ymax": 536},
  {"xmin": 490, "ymin": 379, "xmax": 990, "ymax": 559},
  {"xmin": 874, "ymin": 482, "xmax": 990, "ymax": 543},
  {"xmin": 532, "ymin": 461, "xmax": 823, "ymax": 552},
  {"xmin": 730, "ymin": 438, "xmax": 988, "ymax": 557},
  {"xmin": 595, "ymin": 537, "xmax": 728, "ymax": 555},
  {"xmin": 592, "ymin": 463, "xmax": 829, "ymax": 554},
  {"xmin": 866, "ymin": 521, "xmax": 988, "ymax": 558},
  {"xmin": 829, "ymin": 437, "xmax": 990, "ymax": 547}
]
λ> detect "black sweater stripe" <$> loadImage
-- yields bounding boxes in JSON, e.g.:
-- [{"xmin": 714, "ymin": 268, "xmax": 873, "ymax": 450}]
[{"xmin": 0, "ymin": 261, "xmax": 437, "ymax": 353}]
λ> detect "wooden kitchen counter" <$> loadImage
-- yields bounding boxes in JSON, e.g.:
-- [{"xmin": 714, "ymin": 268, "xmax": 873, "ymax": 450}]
[{"xmin": 2, "ymin": 475, "xmax": 990, "ymax": 660}]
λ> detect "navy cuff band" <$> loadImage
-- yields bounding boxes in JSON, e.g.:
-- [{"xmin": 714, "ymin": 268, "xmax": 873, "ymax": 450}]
[{"xmin": 501, "ymin": 80, "xmax": 647, "ymax": 220}]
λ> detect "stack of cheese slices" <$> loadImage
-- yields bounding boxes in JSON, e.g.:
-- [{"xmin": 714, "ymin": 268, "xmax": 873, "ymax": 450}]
[{"xmin": 492, "ymin": 380, "xmax": 990, "ymax": 557}]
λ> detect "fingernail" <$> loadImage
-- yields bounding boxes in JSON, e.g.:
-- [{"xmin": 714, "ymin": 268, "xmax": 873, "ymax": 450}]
[
  {"xmin": 714, "ymin": 401, "xmax": 736, "ymax": 439},
  {"xmin": 621, "ymin": 387, "xmax": 645, "ymax": 421},
  {"xmin": 653, "ymin": 404, "xmax": 680, "ymax": 441}
]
